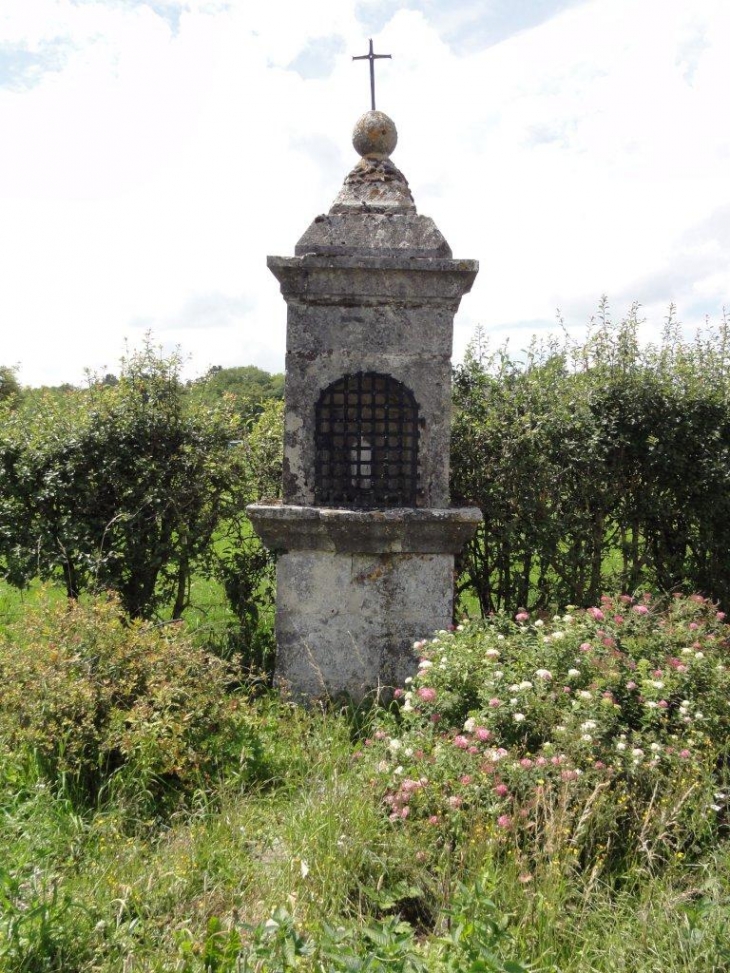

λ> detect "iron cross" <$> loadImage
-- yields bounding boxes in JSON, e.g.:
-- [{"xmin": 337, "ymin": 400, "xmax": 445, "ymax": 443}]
[{"xmin": 352, "ymin": 39, "xmax": 392, "ymax": 111}]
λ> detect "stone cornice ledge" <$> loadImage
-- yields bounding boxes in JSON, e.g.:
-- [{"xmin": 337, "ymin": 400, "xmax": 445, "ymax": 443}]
[{"xmin": 247, "ymin": 503, "xmax": 483, "ymax": 555}]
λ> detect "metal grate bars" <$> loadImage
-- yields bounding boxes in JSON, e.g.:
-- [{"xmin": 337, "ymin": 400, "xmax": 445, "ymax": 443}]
[{"xmin": 315, "ymin": 372, "xmax": 419, "ymax": 508}]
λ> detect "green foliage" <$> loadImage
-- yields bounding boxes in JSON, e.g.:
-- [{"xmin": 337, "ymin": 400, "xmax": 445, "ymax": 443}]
[
  {"xmin": 368, "ymin": 593, "xmax": 730, "ymax": 879},
  {"xmin": 0, "ymin": 366, "xmax": 21, "ymax": 407},
  {"xmin": 0, "ymin": 595, "xmax": 266, "ymax": 810},
  {"xmin": 452, "ymin": 305, "xmax": 730, "ymax": 613},
  {"xmin": 188, "ymin": 365, "xmax": 285, "ymax": 423},
  {"xmin": 0, "ymin": 340, "xmax": 248, "ymax": 619}
]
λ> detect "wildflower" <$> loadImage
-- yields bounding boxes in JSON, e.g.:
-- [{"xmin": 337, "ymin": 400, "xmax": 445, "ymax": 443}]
[
  {"xmin": 534, "ymin": 619, "xmax": 544, "ymax": 627},
  {"xmin": 460, "ymin": 775, "xmax": 473, "ymax": 785},
  {"xmin": 515, "ymin": 611, "xmax": 529, "ymax": 622},
  {"xmin": 632, "ymin": 748, "xmax": 644, "ymax": 758},
  {"xmin": 633, "ymin": 605, "xmax": 649, "ymax": 615},
  {"xmin": 580, "ymin": 720, "xmax": 597, "ymax": 731},
  {"xmin": 616, "ymin": 741, "xmax": 627, "ymax": 751},
  {"xmin": 679, "ymin": 749, "xmax": 691, "ymax": 758},
  {"xmin": 428, "ymin": 815, "xmax": 440, "ymax": 825},
  {"xmin": 418, "ymin": 659, "xmax": 433, "ymax": 669},
  {"xmin": 448, "ymin": 795, "xmax": 463, "ymax": 809},
  {"xmin": 579, "ymin": 642, "xmax": 592, "ymax": 652},
  {"xmin": 581, "ymin": 734, "xmax": 593, "ymax": 743},
  {"xmin": 578, "ymin": 690, "xmax": 592, "ymax": 700},
  {"xmin": 417, "ymin": 687, "xmax": 437, "ymax": 703},
  {"xmin": 475, "ymin": 727, "xmax": 491, "ymax": 741},
  {"xmin": 613, "ymin": 615, "xmax": 624, "ymax": 624},
  {"xmin": 626, "ymin": 681, "xmax": 637, "ymax": 690},
  {"xmin": 658, "ymin": 700, "xmax": 669, "ymax": 709},
  {"xmin": 497, "ymin": 814, "xmax": 512, "ymax": 829},
  {"xmin": 488, "ymin": 698, "xmax": 501, "ymax": 708},
  {"xmin": 485, "ymin": 648, "xmax": 500, "ymax": 659},
  {"xmin": 388, "ymin": 739, "xmax": 402, "ymax": 752},
  {"xmin": 552, "ymin": 631, "xmax": 565, "ymax": 640},
  {"xmin": 494, "ymin": 783, "xmax": 509, "ymax": 797},
  {"xmin": 587, "ymin": 607, "xmax": 605, "ymax": 621},
  {"xmin": 453, "ymin": 735, "xmax": 470, "ymax": 750},
  {"xmin": 568, "ymin": 669, "xmax": 581, "ymax": 678},
  {"xmin": 535, "ymin": 668, "xmax": 553, "ymax": 680},
  {"xmin": 519, "ymin": 680, "xmax": 533, "ymax": 690},
  {"xmin": 463, "ymin": 717, "xmax": 476, "ymax": 733},
  {"xmin": 651, "ymin": 680, "xmax": 664, "ymax": 689},
  {"xmin": 513, "ymin": 713, "xmax": 526, "ymax": 723},
  {"xmin": 520, "ymin": 758, "xmax": 534, "ymax": 769},
  {"xmin": 695, "ymin": 651, "xmax": 705, "ymax": 659}
]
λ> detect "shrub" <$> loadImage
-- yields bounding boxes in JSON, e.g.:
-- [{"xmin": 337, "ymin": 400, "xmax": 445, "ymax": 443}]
[
  {"xmin": 366, "ymin": 593, "xmax": 730, "ymax": 878},
  {"xmin": 0, "ymin": 595, "xmax": 264, "ymax": 811}
]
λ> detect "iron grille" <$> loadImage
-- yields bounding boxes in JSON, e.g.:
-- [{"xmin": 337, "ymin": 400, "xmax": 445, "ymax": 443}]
[{"xmin": 315, "ymin": 372, "xmax": 419, "ymax": 508}]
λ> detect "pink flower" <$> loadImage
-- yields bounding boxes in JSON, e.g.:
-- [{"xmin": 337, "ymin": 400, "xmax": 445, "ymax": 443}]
[
  {"xmin": 393, "ymin": 688, "xmax": 404, "ymax": 699},
  {"xmin": 475, "ymin": 727, "xmax": 492, "ymax": 741},
  {"xmin": 417, "ymin": 687, "xmax": 437, "ymax": 703},
  {"xmin": 468, "ymin": 746, "xmax": 479, "ymax": 754},
  {"xmin": 632, "ymin": 604, "xmax": 649, "ymax": 615},
  {"xmin": 602, "ymin": 637, "xmax": 615, "ymax": 648},
  {"xmin": 515, "ymin": 611, "xmax": 530, "ymax": 622},
  {"xmin": 613, "ymin": 615, "xmax": 624, "ymax": 624},
  {"xmin": 689, "ymin": 622, "xmax": 699, "ymax": 630},
  {"xmin": 594, "ymin": 761, "xmax": 606, "ymax": 770},
  {"xmin": 588, "ymin": 607, "xmax": 605, "ymax": 621},
  {"xmin": 620, "ymin": 594, "xmax": 633, "ymax": 604},
  {"xmin": 658, "ymin": 700, "xmax": 669, "ymax": 709},
  {"xmin": 520, "ymin": 758, "xmax": 534, "ymax": 769},
  {"xmin": 448, "ymin": 795, "xmax": 463, "ymax": 809},
  {"xmin": 626, "ymin": 680, "xmax": 637, "ymax": 690},
  {"xmin": 561, "ymin": 769, "xmax": 578, "ymax": 781},
  {"xmin": 453, "ymin": 735, "xmax": 470, "ymax": 749},
  {"xmin": 488, "ymin": 698, "xmax": 501, "ymax": 708},
  {"xmin": 494, "ymin": 783, "xmax": 510, "ymax": 797},
  {"xmin": 652, "ymin": 669, "xmax": 663, "ymax": 678},
  {"xmin": 460, "ymin": 774, "xmax": 473, "ymax": 785},
  {"xmin": 497, "ymin": 814, "xmax": 513, "ymax": 829},
  {"xmin": 535, "ymin": 756, "xmax": 547, "ymax": 767},
  {"xmin": 679, "ymin": 749, "xmax": 691, "ymax": 759},
  {"xmin": 535, "ymin": 668, "xmax": 552, "ymax": 680},
  {"xmin": 428, "ymin": 815, "xmax": 440, "ymax": 825},
  {"xmin": 400, "ymin": 806, "xmax": 410, "ymax": 819},
  {"xmin": 430, "ymin": 713, "xmax": 442, "ymax": 723},
  {"xmin": 579, "ymin": 642, "xmax": 592, "ymax": 652},
  {"xmin": 717, "ymin": 612, "xmax": 726, "ymax": 621}
]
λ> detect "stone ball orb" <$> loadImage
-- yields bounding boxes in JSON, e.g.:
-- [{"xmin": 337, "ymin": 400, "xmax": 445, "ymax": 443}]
[{"xmin": 352, "ymin": 110, "xmax": 398, "ymax": 158}]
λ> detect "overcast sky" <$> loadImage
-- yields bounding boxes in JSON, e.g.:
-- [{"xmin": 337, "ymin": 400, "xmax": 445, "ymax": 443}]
[{"xmin": 1, "ymin": 0, "xmax": 728, "ymax": 386}]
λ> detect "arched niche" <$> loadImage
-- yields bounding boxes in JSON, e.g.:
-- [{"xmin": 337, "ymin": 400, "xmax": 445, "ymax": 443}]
[{"xmin": 314, "ymin": 371, "xmax": 420, "ymax": 508}]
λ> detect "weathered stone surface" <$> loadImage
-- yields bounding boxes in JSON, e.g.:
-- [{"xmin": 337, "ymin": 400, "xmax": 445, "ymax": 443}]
[
  {"xmin": 248, "ymin": 504, "xmax": 483, "ymax": 554},
  {"xmin": 248, "ymin": 110, "xmax": 482, "ymax": 700},
  {"xmin": 295, "ymin": 213, "xmax": 450, "ymax": 258},
  {"xmin": 274, "ymin": 551, "xmax": 454, "ymax": 699}
]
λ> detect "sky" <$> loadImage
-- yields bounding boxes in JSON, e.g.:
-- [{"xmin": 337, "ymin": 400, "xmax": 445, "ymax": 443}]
[{"xmin": 1, "ymin": 0, "xmax": 728, "ymax": 386}]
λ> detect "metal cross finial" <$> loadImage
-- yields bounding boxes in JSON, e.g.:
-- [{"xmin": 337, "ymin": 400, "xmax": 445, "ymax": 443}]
[{"xmin": 352, "ymin": 38, "xmax": 392, "ymax": 111}]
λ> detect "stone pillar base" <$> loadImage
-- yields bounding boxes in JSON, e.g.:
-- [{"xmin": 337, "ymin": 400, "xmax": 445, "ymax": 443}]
[{"xmin": 248, "ymin": 504, "xmax": 482, "ymax": 700}]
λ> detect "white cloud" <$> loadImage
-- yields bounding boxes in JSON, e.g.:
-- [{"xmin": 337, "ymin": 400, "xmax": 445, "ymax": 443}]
[{"xmin": 0, "ymin": 0, "xmax": 728, "ymax": 385}]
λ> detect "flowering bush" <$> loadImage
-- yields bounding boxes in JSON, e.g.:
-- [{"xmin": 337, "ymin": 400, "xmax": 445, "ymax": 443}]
[{"xmin": 366, "ymin": 594, "xmax": 730, "ymax": 877}]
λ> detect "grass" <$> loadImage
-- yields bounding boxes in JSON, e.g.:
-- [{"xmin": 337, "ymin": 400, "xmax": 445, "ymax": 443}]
[{"xmin": 1, "ymin": 582, "xmax": 729, "ymax": 971}]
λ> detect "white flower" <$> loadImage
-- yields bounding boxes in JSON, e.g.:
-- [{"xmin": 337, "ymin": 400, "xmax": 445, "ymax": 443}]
[
  {"xmin": 485, "ymin": 649, "xmax": 501, "ymax": 659},
  {"xmin": 616, "ymin": 741, "xmax": 627, "ymax": 751},
  {"xmin": 509, "ymin": 698, "xmax": 518, "ymax": 705},
  {"xmin": 535, "ymin": 669, "xmax": 553, "ymax": 680},
  {"xmin": 650, "ymin": 743, "xmax": 662, "ymax": 753},
  {"xmin": 418, "ymin": 659, "xmax": 433, "ymax": 669},
  {"xmin": 404, "ymin": 677, "xmax": 413, "ymax": 684},
  {"xmin": 519, "ymin": 680, "xmax": 534, "ymax": 690},
  {"xmin": 463, "ymin": 717, "xmax": 476, "ymax": 733},
  {"xmin": 632, "ymin": 748, "xmax": 644, "ymax": 758},
  {"xmin": 513, "ymin": 713, "xmax": 526, "ymax": 723},
  {"xmin": 553, "ymin": 615, "xmax": 562, "ymax": 622},
  {"xmin": 581, "ymin": 734, "xmax": 593, "ymax": 743},
  {"xmin": 580, "ymin": 720, "xmax": 597, "ymax": 731},
  {"xmin": 543, "ymin": 636, "xmax": 552, "ymax": 644},
  {"xmin": 681, "ymin": 647, "xmax": 694, "ymax": 655},
  {"xmin": 578, "ymin": 690, "xmax": 592, "ymax": 700},
  {"xmin": 695, "ymin": 651, "xmax": 705, "ymax": 659},
  {"xmin": 497, "ymin": 634, "xmax": 505, "ymax": 641},
  {"xmin": 568, "ymin": 669, "xmax": 581, "ymax": 678},
  {"xmin": 651, "ymin": 680, "xmax": 664, "ymax": 689},
  {"xmin": 695, "ymin": 711, "xmax": 704, "ymax": 719},
  {"xmin": 404, "ymin": 748, "xmax": 413, "ymax": 757},
  {"xmin": 509, "ymin": 684, "xmax": 521, "ymax": 692},
  {"xmin": 456, "ymin": 624, "xmax": 464, "ymax": 631},
  {"xmin": 534, "ymin": 619, "xmax": 544, "ymax": 627},
  {"xmin": 563, "ymin": 615, "xmax": 574, "ymax": 623},
  {"xmin": 711, "ymin": 804, "xmax": 722, "ymax": 812},
  {"xmin": 388, "ymin": 739, "xmax": 402, "ymax": 752},
  {"xmin": 552, "ymin": 631, "xmax": 565, "ymax": 640},
  {"xmin": 646, "ymin": 701, "xmax": 658, "ymax": 709},
  {"xmin": 394, "ymin": 765, "xmax": 404, "ymax": 775},
  {"xmin": 493, "ymin": 670, "xmax": 503, "ymax": 680}
]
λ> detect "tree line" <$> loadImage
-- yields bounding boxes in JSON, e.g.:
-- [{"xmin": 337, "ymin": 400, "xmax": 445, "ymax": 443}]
[{"xmin": 2, "ymin": 305, "xmax": 730, "ymax": 657}]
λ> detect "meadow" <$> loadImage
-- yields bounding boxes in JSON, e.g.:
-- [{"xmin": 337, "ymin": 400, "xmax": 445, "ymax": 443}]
[{"xmin": 1, "ymin": 582, "xmax": 728, "ymax": 972}]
